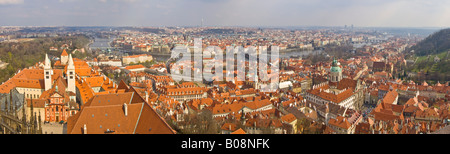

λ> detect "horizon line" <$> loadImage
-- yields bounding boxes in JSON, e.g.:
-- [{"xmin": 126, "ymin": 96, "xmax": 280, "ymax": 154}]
[{"xmin": 1, "ymin": 25, "xmax": 448, "ymax": 29}]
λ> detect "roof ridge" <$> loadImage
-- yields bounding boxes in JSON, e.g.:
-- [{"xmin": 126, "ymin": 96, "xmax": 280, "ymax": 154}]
[{"xmin": 133, "ymin": 103, "xmax": 145, "ymax": 134}]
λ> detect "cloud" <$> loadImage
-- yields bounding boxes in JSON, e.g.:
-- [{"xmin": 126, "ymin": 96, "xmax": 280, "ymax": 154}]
[
  {"xmin": 0, "ymin": 0, "xmax": 449, "ymax": 27},
  {"xmin": 0, "ymin": 0, "xmax": 24, "ymax": 5},
  {"xmin": 98, "ymin": 0, "xmax": 140, "ymax": 3}
]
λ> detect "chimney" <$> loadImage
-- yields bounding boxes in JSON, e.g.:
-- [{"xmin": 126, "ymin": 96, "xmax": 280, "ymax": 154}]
[
  {"xmin": 123, "ymin": 103, "xmax": 128, "ymax": 117},
  {"xmin": 145, "ymin": 91, "xmax": 149, "ymax": 102},
  {"xmin": 83, "ymin": 124, "xmax": 87, "ymax": 134}
]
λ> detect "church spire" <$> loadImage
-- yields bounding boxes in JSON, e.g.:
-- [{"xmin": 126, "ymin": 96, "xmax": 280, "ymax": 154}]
[
  {"xmin": 33, "ymin": 112, "xmax": 38, "ymax": 134},
  {"xmin": 22, "ymin": 93, "xmax": 27, "ymax": 122},
  {"xmin": 332, "ymin": 57, "xmax": 338, "ymax": 67},
  {"xmin": 44, "ymin": 53, "xmax": 52, "ymax": 91},
  {"xmin": 38, "ymin": 111, "xmax": 42, "ymax": 134},
  {"xmin": 68, "ymin": 54, "xmax": 75, "ymax": 70},
  {"xmin": 9, "ymin": 89, "xmax": 13, "ymax": 114},
  {"xmin": 3, "ymin": 96, "xmax": 7, "ymax": 113},
  {"xmin": 67, "ymin": 54, "xmax": 76, "ymax": 96},
  {"xmin": 22, "ymin": 94, "xmax": 28, "ymax": 134},
  {"xmin": 30, "ymin": 97, "xmax": 34, "ymax": 124},
  {"xmin": 44, "ymin": 53, "xmax": 51, "ymax": 69}
]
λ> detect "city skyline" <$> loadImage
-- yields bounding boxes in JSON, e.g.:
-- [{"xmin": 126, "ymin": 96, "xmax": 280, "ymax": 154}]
[{"xmin": 0, "ymin": 0, "xmax": 450, "ymax": 28}]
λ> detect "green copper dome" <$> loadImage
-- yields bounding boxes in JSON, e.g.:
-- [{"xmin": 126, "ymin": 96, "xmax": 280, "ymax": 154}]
[
  {"xmin": 330, "ymin": 66, "xmax": 341, "ymax": 72},
  {"xmin": 330, "ymin": 58, "xmax": 341, "ymax": 73}
]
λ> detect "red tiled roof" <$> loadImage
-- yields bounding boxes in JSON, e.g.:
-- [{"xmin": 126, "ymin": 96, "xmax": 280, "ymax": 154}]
[
  {"xmin": 231, "ymin": 128, "xmax": 246, "ymax": 134},
  {"xmin": 0, "ymin": 68, "xmax": 63, "ymax": 93},
  {"xmin": 281, "ymin": 113, "xmax": 297, "ymax": 123},
  {"xmin": 382, "ymin": 90, "xmax": 398, "ymax": 104},
  {"xmin": 307, "ymin": 85, "xmax": 354, "ymax": 104},
  {"xmin": 328, "ymin": 116, "xmax": 351, "ymax": 129},
  {"xmin": 61, "ymin": 49, "xmax": 68, "ymax": 56},
  {"xmin": 67, "ymin": 92, "xmax": 175, "ymax": 134},
  {"xmin": 125, "ymin": 64, "xmax": 146, "ymax": 70},
  {"xmin": 221, "ymin": 123, "xmax": 237, "ymax": 131}
]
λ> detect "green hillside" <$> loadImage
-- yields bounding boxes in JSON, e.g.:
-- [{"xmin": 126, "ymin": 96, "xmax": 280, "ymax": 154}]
[
  {"xmin": 410, "ymin": 51, "xmax": 450, "ymax": 73},
  {"xmin": 406, "ymin": 28, "xmax": 450, "ymax": 82},
  {"xmin": 0, "ymin": 35, "xmax": 90, "ymax": 83},
  {"xmin": 409, "ymin": 28, "xmax": 450, "ymax": 56}
]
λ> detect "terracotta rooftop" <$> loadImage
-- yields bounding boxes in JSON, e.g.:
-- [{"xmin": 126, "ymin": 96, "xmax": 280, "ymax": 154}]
[
  {"xmin": 61, "ymin": 49, "xmax": 68, "ymax": 56},
  {"xmin": 231, "ymin": 128, "xmax": 246, "ymax": 134},
  {"xmin": 382, "ymin": 90, "xmax": 398, "ymax": 104},
  {"xmin": 221, "ymin": 123, "xmax": 237, "ymax": 131},
  {"xmin": 0, "ymin": 68, "xmax": 63, "ymax": 93},
  {"xmin": 328, "ymin": 116, "xmax": 351, "ymax": 129},
  {"xmin": 281, "ymin": 113, "xmax": 297, "ymax": 123},
  {"xmin": 67, "ymin": 92, "xmax": 175, "ymax": 134},
  {"xmin": 307, "ymin": 85, "xmax": 354, "ymax": 104},
  {"xmin": 125, "ymin": 64, "xmax": 146, "ymax": 70}
]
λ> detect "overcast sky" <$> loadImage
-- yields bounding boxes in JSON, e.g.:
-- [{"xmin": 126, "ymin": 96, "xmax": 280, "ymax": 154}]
[{"xmin": 0, "ymin": 0, "xmax": 449, "ymax": 27}]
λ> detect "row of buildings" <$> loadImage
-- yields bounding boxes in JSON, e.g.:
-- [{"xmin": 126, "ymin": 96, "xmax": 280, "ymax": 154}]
[{"xmin": 0, "ymin": 49, "xmax": 175, "ymax": 134}]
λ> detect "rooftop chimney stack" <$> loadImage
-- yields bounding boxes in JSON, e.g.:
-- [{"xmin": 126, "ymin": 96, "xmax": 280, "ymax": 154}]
[
  {"xmin": 123, "ymin": 103, "xmax": 128, "ymax": 117},
  {"xmin": 83, "ymin": 124, "xmax": 87, "ymax": 134},
  {"xmin": 145, "ymin": 91, "xmax": 149, "ymax": 102}
]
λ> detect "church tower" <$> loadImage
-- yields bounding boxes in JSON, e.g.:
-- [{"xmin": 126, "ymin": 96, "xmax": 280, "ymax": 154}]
[
  {"xmin": 44, "ymin": 53, "xmax": 52, "ymax": 91},
  {"xmin": 61, "ymin": 49, "xmax": 69, "ymax": 65},
  {"xmin": 329, "ymin": 57, "xmax": 342, "ymax": 83},
  {"xmin": 67, "ymin": 54, "xmax": 76, "ymax": 97}
]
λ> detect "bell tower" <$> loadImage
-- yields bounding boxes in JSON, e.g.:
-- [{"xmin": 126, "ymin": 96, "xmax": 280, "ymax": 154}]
[
  {"xmin": 329, "ymin": 57, "xmax": 342, "ymax": 83},
  {"xmin": 61, "ymin": 49, "xmax": 69, "ymax": 65},
  {"xmin": 44, "ymin": 54, "xmax": 52, "ymax": 91},
  {"xmin": 67, "ymin": 54, "xmax": 76, "ymax": 97}
]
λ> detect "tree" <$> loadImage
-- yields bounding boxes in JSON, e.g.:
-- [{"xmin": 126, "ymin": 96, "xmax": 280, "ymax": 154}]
[
  {"xmin": 182, "ymin": 109, "xmax": 219, "ymax": 134},
  {"xmin": 297, "ymin": 118, "xmax": 310, "ymax": 134},
  {"xmin": 0, "ymin": 35, "xmax": 91, "ymax": 83}
]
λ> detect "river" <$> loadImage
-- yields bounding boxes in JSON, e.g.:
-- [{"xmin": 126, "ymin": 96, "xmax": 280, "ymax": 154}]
[{"xmin": 89, "ymin": 37, "xmax": 116, "ymax": 50}]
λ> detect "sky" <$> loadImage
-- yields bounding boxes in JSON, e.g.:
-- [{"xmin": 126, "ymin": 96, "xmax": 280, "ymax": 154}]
[{"xmin": 0, "ymin": 0, "xmax": 449, "ymax": 27}]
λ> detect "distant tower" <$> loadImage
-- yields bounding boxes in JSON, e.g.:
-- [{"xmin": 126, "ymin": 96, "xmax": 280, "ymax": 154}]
[
  {"xmin": 201, "ymin": 18, "xmax": 204, "ymax": 27},
  {"xmin": 44, "ymin": 54, "xmax": 52, "ymax": 91},
  {"xmin": 61, "ymin": 49, "xmax": 69, "ymax": 65},
  {"xmin": 67, "ymin": 54, "xmax": 76, "ymax": 97},
  {"xmin": 254, "ymin": 74, "xmax": 259, "ymax": 90},
  {"xmin": 329, "ymin": 57, "xmax": 342, "ymax": 83}
]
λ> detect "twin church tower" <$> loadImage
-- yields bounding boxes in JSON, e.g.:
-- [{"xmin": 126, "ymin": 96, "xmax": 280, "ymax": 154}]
[{"xmin": 44, "ymin": 50, "xmax": 76, "ymax": 96}]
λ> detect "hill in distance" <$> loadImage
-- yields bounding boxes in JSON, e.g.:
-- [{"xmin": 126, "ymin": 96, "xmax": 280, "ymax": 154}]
[
  {"xmin": 409, "ymin": 28, "xmax": 450, "ymax": 56},
  {"xmin": 406, "ymin": 28, "xmax": 450, "ymax": 82}
]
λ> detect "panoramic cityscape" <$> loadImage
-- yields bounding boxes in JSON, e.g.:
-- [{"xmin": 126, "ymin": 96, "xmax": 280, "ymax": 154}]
[{"xmin": 1, "ymin": 0, "xmax": 450, "ymax": 137}]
